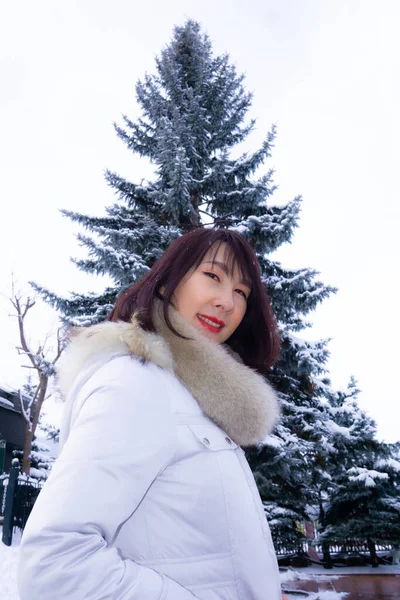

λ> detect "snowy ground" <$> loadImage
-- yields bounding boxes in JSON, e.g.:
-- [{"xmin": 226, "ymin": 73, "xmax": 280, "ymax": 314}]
[
  {"xmin": 280, "ymin": 564, "xmax": 400, "ymax": 600},
  {"xmin": 1, "ymin": 529, "xmax": 399, "ymax": 599},
  {"xmin": 281, "ymin": 569, "xmax": 347, "ymax": 599},
  {"xmin": 0, "ymin": 529, "xmax": 22, "ymax": 600},
  {"xmin": 285, "ymin": 594, "xmax": 347, "ymax": 600}
]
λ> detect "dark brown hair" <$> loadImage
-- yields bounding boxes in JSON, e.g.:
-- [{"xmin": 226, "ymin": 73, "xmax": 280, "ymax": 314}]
[{"xmin": 107, "ymin": 228, "xmax": 280, "ymax": 373}]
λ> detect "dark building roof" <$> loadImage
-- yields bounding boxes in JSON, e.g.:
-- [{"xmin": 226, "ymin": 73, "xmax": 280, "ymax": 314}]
[{"xmin": 0, "ymin": 386, "xmax": 30, "ymax": 414}]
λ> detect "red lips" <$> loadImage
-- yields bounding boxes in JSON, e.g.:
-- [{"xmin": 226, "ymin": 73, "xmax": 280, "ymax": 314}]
[
  {"xmin": 198, "ymin": 314, "xmax": 225, "ymax": 327},
  {"xmin": 197, "ymin": 314, "xmax": 226, "ymax": 334}
]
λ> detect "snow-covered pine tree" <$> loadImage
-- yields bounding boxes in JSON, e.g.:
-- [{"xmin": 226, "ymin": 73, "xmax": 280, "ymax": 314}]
[
  {"xmin": 246, "ymin": 331, "xmax": 338, "ymax": 552},
  {"xmin": 32, "ymin": 20, "xmax": 337, "ymax": 546},
  {"xmin": 318, "ymin": 379, "xmax": 400, "ymax": 565},
  {"xmin": 21, "ymin": 437, "xmax": 54, "ymax": 480}
]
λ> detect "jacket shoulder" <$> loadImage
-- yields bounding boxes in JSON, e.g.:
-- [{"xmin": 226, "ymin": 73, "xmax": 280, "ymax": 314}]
[
  {"xmin": 57, "ymin": 318, "xmax": 174, "ymax": 400},
  {"xmin": 60, "ymin": 353, "xmax": 179, "ymax": 449}
]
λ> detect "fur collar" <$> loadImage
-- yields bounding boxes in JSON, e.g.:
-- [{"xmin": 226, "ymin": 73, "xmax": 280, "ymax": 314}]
[{"xmin": 57, "ymin": 303, "xmax": 279, "ymax": 446}]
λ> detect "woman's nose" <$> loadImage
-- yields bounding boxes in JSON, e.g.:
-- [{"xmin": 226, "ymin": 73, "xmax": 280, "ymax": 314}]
[{"xmin": 214, "ymin": 289, "xmax": 235, "ymax": 312}]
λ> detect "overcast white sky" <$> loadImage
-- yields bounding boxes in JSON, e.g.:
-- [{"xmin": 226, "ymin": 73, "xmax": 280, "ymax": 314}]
[{"xmin": 0, "ymin": 0, "xmax": 399, "ymax": 441}]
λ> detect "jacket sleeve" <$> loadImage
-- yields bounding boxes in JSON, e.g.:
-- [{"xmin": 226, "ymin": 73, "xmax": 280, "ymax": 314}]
[{"xmin": 18, "ymin": 355, "xmax": 198, "ymax": 600}]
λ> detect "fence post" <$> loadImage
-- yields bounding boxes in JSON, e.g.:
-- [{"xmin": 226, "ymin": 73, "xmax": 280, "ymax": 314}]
[
  {"xmin": 0, "ymin": 440, "xmax": 6, "ymax": 473},
  {"xmin": 322, "ymin": 540, "xmax": 333, "ymax": 569},
  {"xmin": 1, "ymin": 459, "xmax": 19, "ymax": 546}
]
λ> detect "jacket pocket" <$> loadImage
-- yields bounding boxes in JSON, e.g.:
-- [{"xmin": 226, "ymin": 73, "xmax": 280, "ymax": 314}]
[{"xmin": 188, "ymin": 423, "xmax": 238, "ymax": 451}]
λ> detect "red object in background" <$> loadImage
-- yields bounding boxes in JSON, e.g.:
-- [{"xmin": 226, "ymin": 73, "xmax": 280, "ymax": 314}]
[
  {"xmin": 305, "ymin": 521, "xmax": 315, "ymax": 539},
  {"xmin": 307, "ymin": 546, "xmax": 320, "ymax": 562}
]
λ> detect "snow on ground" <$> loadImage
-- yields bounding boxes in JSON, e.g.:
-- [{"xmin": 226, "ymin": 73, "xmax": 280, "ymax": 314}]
[
  {"xmin": 282, "ymin": 569, "xmax": 349, "ymax": 599},
  {"xmin": 0, "ymin": 529, "xmax": 22, "ymax": 600},
  {"xmin": 285, "ymin": 594, "xmax": 348, "ymax": 600},
  {"xmin": 301, "ymin": 594, "xmax": 348, "ymax": 600},
  {"xmin": 281, "ymin": 569, "xmax": 341, "ymax": 583}
]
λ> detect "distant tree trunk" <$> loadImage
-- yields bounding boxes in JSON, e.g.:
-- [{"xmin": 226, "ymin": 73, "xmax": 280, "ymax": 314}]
[
  {"xmin": 189, "ymin": 191, "xmax": 201, "ymax": 228},
  {"xmin": 367, "ymin": 537, "xmax": 379, "ymax": 567},
  {"xmin": 319, "ymin": 500, "xmax": 333, "ymax": 568},
  {"xmin": 22, "ymin": 421, "xmax": 33, "ymax": 475},
  {"xmin": 322, "ymin": 541, "xmax": 333, "ymax": 569},
  {"xmin": 20, "ymin": 376, "xmax": 48, "ymax": 475}
]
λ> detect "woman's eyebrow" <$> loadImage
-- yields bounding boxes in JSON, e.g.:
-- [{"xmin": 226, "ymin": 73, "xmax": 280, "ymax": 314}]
[{"xmin": 203, "ymin": 260, "xmax": 251, "ymax": 287}]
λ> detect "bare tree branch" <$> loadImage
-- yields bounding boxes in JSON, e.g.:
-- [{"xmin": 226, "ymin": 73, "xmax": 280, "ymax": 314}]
[
  {"xmin": 9, "ymin": 288, "xmax": 63, "ymax": 475},
  {"xmin": 55, "ymin": 328, "xmax": 65, "ymax": 363},
  {"xmin": 12, "ymin": 295, "xmax": 38, "ymax": 370},
  {"xmin": 18, "ymin": 390, "xmax": 30, "ymax": 425}
]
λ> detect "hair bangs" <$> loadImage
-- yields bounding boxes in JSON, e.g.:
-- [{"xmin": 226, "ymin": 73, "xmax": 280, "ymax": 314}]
[{"xmin": 199, "ymin": 232, "xmax": 255, "ymax": 289}]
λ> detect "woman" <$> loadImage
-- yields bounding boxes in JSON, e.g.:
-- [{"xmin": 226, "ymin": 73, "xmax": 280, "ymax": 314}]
[{"xmin": 18, "ymin": 228, "xmax": 283, "ymax": 600}]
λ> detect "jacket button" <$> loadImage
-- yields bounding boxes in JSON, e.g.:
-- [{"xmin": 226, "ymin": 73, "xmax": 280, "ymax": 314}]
[
  {"xmin": 203, "ymin": 437, "xmax": 210, "ymax": 446},
  {"xmin": 225, "ymin": 437, "xmax": 232, "ymax": 444}
]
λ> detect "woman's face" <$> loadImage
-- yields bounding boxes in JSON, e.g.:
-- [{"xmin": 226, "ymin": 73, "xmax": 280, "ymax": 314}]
[{"xmin": 172, "ymin": 243, "xmax": 251, "ymax": 344}]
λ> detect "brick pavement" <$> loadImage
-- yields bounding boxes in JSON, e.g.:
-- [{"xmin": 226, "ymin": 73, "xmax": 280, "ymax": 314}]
[{"xmin": 283, "ymin": 574, "xmax": 400, "ymax": 599}]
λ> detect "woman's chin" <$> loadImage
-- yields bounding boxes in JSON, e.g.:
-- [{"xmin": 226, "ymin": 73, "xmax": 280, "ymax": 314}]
[{"xmin": 193, "ymin": 321, "xmax": 223, "ymax": 344}]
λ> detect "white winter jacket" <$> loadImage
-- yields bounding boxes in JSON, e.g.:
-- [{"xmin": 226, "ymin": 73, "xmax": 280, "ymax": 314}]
[{"xmin": 18, "ymin": 305, "xmax": 282, "ymax": 600}]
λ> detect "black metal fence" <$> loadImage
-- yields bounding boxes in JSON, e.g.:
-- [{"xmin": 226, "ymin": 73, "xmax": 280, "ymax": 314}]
[
  {"xmin": 313, "ymin": 541, "xmax": 392, "ymax": 555},
  {"xmin": 1, "ymin": 466, "xmax": 43, "ymax": 545},
  {"xmin": 13, "ymin": 479, "xmax": 42, "ymax": 529},
  {"xmin": 274, "ymin": 538, "xmax": 308, "ymax": 557},
  {"xmin": 273, "ymin": 533, "xmax": 394, "ymax": 559}
]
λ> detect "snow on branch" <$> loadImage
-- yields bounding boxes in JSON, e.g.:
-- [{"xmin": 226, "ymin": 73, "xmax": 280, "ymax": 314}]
[
  {"xmin": 325, "ymin": 419, "xmax": 352, "ymax": 439},
  {"xmin": 375, "ymin": 457, "xmax": 400, "ymax": 472},
  {"xmin": 348, "ymin": 466, "xmax": 389, "ymax": 488}
]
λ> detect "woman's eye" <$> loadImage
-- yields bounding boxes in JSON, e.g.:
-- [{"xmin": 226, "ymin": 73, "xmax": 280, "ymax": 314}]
[
  {"xmin": 204, "ymin": 271, "xmax": 219, "ymax": 281},
  {"xmin": 235, "ymin": 289, "xmax": 247, "ymax": 300}
]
